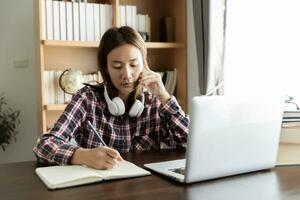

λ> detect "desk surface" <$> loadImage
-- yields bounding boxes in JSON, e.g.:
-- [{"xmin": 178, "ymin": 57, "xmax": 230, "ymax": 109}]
[{"xmin": 1, "ymin": 149, "xmax": 300, "ymax": 200}]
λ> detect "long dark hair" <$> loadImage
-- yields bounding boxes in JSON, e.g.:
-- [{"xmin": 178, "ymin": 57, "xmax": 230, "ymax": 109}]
[{"xmin": 97, "ymin": 26, "xmax": 148, "ymax": 100}]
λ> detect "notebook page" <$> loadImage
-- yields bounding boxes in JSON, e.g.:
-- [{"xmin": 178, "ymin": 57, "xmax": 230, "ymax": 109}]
[
  {"xmin": 36, "ymin": 165, "xmax": 102, "ymax": 189},
  {"xmin": 90, "ymin": 160, "xmax": 151, "ymax": 180}
]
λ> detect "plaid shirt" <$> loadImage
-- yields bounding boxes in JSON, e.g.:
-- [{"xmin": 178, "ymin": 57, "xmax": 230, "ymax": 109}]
[{"xmin": 33, "ymin": 86, "xmax": 189, "ymax": 165}]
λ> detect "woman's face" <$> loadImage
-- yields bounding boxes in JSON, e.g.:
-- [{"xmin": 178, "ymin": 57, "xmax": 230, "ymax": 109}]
[{"xmin": 107, "ymin": 44, "xmax": 144, "ymax": 98}]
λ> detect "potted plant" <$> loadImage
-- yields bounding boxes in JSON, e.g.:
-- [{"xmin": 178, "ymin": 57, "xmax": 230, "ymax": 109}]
[{"xmin": 0, "ymin": 95, "xmax": 20, "ymax": 151}]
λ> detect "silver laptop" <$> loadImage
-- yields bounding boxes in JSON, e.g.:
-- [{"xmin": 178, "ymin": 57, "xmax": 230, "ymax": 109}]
[{"xmin": 144, "ymin": 96, "xmax": 283, "ymax": 183}]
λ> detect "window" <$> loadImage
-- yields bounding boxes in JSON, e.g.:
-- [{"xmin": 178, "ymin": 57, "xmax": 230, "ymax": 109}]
[{"xmin": 224, "ymin": 0, "xmax": 300, "ymax": 111}]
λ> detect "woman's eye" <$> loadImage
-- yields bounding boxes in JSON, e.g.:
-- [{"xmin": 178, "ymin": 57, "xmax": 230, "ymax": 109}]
[
  {"xmin": 130, "ymin": 63, "xmax": 139, "ymax": 67},
  {"xmin": 112, "ymin": 64, "xmax": 122, "ymax": 69}
]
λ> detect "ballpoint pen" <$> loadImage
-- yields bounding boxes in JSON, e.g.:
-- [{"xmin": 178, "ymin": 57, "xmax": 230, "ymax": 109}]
[{"xmin": 87, "ymin": 121, "xmax": 107, "ymax": 146}]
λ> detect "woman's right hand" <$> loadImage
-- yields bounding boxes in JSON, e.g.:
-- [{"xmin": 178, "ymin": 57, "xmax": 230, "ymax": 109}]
[{"xmin": 71, "ymin": 146, "xmax": 123, "ymax": 169}]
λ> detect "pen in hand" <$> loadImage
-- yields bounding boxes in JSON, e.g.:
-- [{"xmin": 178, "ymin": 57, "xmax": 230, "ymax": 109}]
[
  {"xmin": 87, "ymin": 121, "xmax": 123, "ymax": 164},
  {"xmin": 87, "ymin": 121, "xmax": 107, "ymax": 146}
]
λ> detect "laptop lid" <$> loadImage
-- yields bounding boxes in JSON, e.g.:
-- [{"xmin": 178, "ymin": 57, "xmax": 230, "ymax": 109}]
[{"xmin": 184, "ymin": 96, "xmax": 283, "ymax": 183}]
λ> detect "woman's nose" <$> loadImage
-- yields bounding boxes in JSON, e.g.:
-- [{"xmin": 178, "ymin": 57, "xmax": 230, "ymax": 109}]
[{"xmin": 122, "ymin": 65, "xmax": 133, "ymax": 80}]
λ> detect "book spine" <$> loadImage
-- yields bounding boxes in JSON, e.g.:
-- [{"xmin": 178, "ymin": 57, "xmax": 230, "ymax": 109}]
[
  {"xmin": 132, "ymin": 6, "xmax": 137, "ymax": 30},
  {"xmin": 72, "ymin": 2, "xmax": 80, "ymax": 41},
  {"xmin": 146, "ymin": 15, "xmax": 151, "ymax": 40},
  {"xmin": 59, "ymin": 1, "xmax": 67, "ymax": 41},
  {"xmin": 79, "ymin": 1, "xmax": 87, "ymax": 41},
  {"xmin": 66, "ymin": 2, "xmax": 73, "ymax": 41},
  {"xmin": 41, "ymin": 0, "xmax": 47, "ymax": 40},
  {"xmin": 119, "ymin": 5, "xmax": 126, "ymax": 27},
  {"xmin": 46, "ymin": 0, "xmax": 53, "ymax": 40},
  {"xmin": 86, "ymin": 3, "xmax": 95, "ymax": 41},
  {"xmin": 106, "ymin": 4, "xmax": 112, "ymax": 29},
  {"xmin": 53, "ymin": 1, "xmax": 60, "ymax": 40},
  {"xmin": 99, "ymin": 4, "xmax": 106, "ymax": 38},
  {"xmin": 93, "ymin": 4, "xmax": 100, "ymax": 41},
  {"xmin": 125, "ymin": 5, "xmax": 132, "ymax": 27}
]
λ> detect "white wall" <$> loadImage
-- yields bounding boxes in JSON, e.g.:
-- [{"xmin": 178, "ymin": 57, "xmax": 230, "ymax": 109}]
[{"xmin": 0, "ymin": 0, "xmax": 38, "ymax": 163}]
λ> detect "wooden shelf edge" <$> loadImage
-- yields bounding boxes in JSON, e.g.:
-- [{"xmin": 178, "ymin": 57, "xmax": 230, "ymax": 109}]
[
  {"xmin": 44, "ymin": 104, "xmax": 67, "ymax": 111},
  {"xmin": 41, "ymin": 40, "xmax": 184, "ymax": 49},
  {"xmin": 42, "ymin": 40, "xmax": 99, "ymax": 48},
  {"xmin": 146, "ymin": 42, "xmax": 185, "ymax": 49}
]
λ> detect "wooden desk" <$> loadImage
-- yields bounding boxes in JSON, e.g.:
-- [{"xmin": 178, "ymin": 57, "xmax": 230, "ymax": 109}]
[{"xmin": 1, "ymin": 149, "xmax": 300, "ymax": 200}]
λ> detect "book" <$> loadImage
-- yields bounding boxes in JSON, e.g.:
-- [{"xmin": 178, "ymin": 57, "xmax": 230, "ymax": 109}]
[
  {"xmin": 66, "ymin": 2, "xmax": 73, "ymax": 41},
  {"xmin": 119, "ymin": 5, "xmax": 126, "ymax": 27},
  {"xmin": 280, "ymin": 126, "xmax": 300, "ymax": 144},
  {"xmin": 53, "ymin": 1, "xmax": 60, "ymax": 40},
  {"xmin": 282, "ymin": 121, "xmax": 300, "ymax": 128},
  {"xmin": 277, "ymin": 143, "xmax": 300, "ymax": 166},
  {"xmin": 41, "ymin": 0, "xmax": 46, "ymax": 40},
  {"xmin": 72, "ymin": 1, "xmax": 80, "ymax": 41},
  {"xmin": 86, "ymin": 3, "xmax": 95, "ymax": 41},
  {"xmin": 36, "ymin": 160, "xmax": 151, "ymax": 190},
  {"xmin": 59, "ymin": 1, "xmax": 67, "ymax": 41},
  {"xmin": 46, "ymin": 0, "xmax": 53, "ymax": 40},
  {"xmin": 283, "ymin": 111, "xmax": 300, "ymax": 118},
  {"xmin": 79, "ymin": 1, "xmax": 87, "ymax": 41},
  {"xmin": 93, "ymin": 3, "xmax": 100, "ymax": 41},
  {"xmin": 99, "ymin": 4, "xmax": 106, "ymax": 38},
  {"xmin": 160, "ymin": 17, "xmax": 175, "ymax": 42}
]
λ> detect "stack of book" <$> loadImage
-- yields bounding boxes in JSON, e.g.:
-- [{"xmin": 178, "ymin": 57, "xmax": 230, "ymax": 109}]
[
  {"xmin": 41, "ymin": 0, "xmax": 113, "ymax": 41},
  {"xmin": 281, "ymin": 110, "xmax": 300, "ymax": 144},
  {"xmin": 282, "ymin": 111, "xmax": 300, "ymax": 123},
  {"xmin": 118, "ymin": 5, "xmax": 151, "ymax": 39},
  {"xmin": 41, "ymin": 0, "xmax": 151, "ymax": 42}
]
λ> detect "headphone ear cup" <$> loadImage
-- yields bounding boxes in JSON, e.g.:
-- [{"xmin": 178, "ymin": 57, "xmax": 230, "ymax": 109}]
[
  {"xmin": 112, "ymin": 97, "xmax": 125, "ymax": 115},
  {"xmin": 107, "ymin": 101, "xmax": 119, "ymax": 115},
  {"xmin": 129, "ymin": 100, "xmax": 144, "ymax": 117},
  {"xmin": 136, "ymin": 103, "xmax": 144, "ymax": 117},
  {"xmin": 104, "ymin": 85, "xmax": 125, "ymax": 116}
]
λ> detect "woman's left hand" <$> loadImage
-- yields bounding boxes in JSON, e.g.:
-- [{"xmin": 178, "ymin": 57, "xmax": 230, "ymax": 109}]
[{"xmin": 139, "ymin": 68, "xmax": 171, "ymax": 105}]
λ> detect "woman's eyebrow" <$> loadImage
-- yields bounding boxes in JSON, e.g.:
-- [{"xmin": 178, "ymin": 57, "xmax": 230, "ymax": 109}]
[
  {"xmin": 129, "ymin": 58, "xmax": 139, "ymax": 62},
  {"xmin": 111, "ymin": 60, "xmax": 123, "ymax": 63},
  {"xmin": 111, "ymin": 59, "xmax": 138, "ymax": 63}
]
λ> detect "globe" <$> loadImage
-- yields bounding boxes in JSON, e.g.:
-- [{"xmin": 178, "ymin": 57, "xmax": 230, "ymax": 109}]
[{"xmin": 59, "ymin": 69, "xmax": 84, "ymax": 95}]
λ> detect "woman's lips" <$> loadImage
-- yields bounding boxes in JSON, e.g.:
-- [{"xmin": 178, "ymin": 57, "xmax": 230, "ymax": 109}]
[{"xmin": 122, "ymin": 83, "xmax": 134, "ymax": 88}]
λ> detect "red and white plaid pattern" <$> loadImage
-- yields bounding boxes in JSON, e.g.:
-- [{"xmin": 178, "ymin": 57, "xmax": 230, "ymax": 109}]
[{"xmin": 33, "ymin": 86, "xmax": 189, "ymax": 165}]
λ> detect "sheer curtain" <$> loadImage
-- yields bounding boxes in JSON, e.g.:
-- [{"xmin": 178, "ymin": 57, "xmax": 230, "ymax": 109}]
[{"xmin": 192, "ymin": 0, "xmax": 227, "ymax": 95}]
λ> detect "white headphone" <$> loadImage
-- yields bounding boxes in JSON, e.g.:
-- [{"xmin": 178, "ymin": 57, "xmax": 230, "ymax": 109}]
[{"xmin": 104, "ymin": 86, "xmax": 145, "ymax": 117}]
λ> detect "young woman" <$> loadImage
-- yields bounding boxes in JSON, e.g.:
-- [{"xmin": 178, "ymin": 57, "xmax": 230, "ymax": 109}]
[{"xmin": 33, "ymin": 26, "xmax": 189, "ymax": 170}]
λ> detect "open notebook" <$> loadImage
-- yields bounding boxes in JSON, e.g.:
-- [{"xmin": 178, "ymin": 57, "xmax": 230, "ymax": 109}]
[{"xmin": 36, "ymin": 160, "xmax": 151, "ymax": 190}]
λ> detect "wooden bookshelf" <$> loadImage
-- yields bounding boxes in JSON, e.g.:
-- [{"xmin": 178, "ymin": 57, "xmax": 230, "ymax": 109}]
[{"xmin": 36, "ymin": 0, "xmax": 187, "ymax": 134}]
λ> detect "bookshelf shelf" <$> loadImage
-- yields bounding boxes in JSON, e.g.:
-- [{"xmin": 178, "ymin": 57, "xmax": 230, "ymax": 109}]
[
  {"xmin": 44, "ymin": 104, "xmax": 67, "ymax": 111},
  {"xmin": 42, "ymin": 40, "xmax": 99, "ymax": 48},
  {"xmin": 146, "ymin": 42, "xmax": 185, "ymax": 49},
  {"xmin": 42, "ymin": 40, "xmax": 184, "ymax": 49}
]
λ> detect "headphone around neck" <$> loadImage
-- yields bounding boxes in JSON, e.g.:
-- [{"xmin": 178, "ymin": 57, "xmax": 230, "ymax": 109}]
[{"xmin": 104, "ymin": 85, "xmax": 145, "ymax": 117}]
